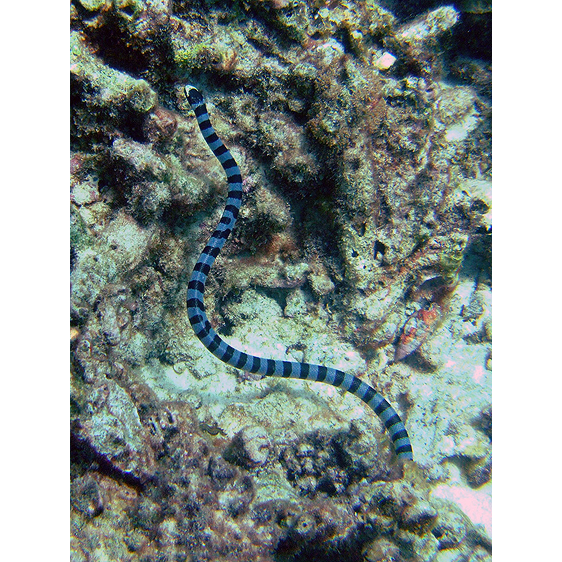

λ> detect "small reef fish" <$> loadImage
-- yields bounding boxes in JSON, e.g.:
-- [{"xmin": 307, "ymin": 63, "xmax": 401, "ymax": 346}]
[{"xmin": 394, "ymin": 302, "xmax": 443, "ymax": 361}]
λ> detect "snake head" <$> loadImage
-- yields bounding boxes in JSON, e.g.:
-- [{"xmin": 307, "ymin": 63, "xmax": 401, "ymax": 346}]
[{"xmin": 184, "ymin": 85, "xmax": 204, "ymax": 107}]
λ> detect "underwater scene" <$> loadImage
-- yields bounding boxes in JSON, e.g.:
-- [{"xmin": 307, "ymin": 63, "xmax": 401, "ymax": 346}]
[{"xmin": 70, "ymin": 1, "xmax": 491, "ymax": 560}]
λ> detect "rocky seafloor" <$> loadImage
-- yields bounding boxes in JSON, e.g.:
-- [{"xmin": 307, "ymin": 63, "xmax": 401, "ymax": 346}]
[{"xmin": 70, "ymin": 1, "xmax": 492, "ymax": 560}]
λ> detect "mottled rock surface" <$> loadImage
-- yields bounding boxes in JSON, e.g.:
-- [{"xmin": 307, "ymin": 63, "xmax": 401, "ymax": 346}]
[{"xmin": 70, "ymin": 0, "xmax": 491, "ymax": 560}]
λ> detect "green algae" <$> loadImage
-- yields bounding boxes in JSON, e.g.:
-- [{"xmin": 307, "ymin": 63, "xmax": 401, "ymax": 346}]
[{"xmin": 173, "ymin": 39, "xmax": 215, "ymax": 75}]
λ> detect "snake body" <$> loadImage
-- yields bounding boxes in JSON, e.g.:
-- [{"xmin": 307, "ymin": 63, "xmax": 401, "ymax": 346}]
[{"xmin": 184, "ymin": 86, "xmax": 413, "ymax": 462}]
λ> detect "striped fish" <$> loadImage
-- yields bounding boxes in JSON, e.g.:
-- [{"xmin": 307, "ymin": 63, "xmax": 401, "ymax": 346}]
[
  {"xmin": 184, "ymin": 86, "xmax": 413, "ymax": 462},
  {"xmin": 394, "ymin": 303, "xmax": 443, "ymax": 362}
]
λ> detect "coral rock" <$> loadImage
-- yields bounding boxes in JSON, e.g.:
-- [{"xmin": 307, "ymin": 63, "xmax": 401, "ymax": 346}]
[
  {"xmin": 75, "ymin": 379, "xmax": 155, "ymax": 479},
  {"xmin": 224, "ymin": 426, "xmax": 273, "ymax": 469}
]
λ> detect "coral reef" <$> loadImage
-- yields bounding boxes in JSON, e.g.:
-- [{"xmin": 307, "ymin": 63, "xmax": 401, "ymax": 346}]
[{"xmin": 70, "ymin": 0, "xmax": 492, "ymax": 560}]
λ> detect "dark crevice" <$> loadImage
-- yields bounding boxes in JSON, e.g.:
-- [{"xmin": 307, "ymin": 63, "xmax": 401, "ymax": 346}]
[{"xmin": 71, "ymin": 431, "xmax": 146, "ymax": 492}]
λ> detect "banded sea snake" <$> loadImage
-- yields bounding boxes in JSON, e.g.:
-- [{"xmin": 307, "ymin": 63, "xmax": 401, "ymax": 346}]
[{"xmin": 184, "ymin": 86, "xmax": 413, "ymax": 462}]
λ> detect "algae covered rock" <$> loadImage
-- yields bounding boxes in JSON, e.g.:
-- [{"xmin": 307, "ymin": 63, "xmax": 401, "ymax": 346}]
[
  {"xmin": 70, "ymin": 31, "xmax": 157, "ymax": 144},
  {"xmin": 72, "ymin": 378, "xmax": 156, "ymax": 480},
  {"xmin": 71, "ymin": 0, "xmax": 492, "ymax": 559}
]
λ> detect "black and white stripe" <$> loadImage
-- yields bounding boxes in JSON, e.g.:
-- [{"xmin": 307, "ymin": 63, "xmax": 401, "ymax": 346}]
[{"xmin": 184, "ymin": 86, "xmax": 413, "ymax": 461}]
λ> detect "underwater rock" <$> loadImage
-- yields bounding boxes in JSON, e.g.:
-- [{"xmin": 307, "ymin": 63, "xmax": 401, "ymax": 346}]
[
  {"xmin": 432, "ymin": 482, "xmax": 492, "ymax": 541},
  {"xmin": 71, "ymin": 0, "xmax": 491, "ymax": 558},
  {"xmin": 258, "ymin": 111, "xmax": 320, "ymax": 188},
  {"xmin": 474, "ymin": 405, "xmax": 492, "ymax": 440},
  {"xmin": 367, "ymin": 479, "xmax": 437, "ymax": 533},
  {"xmin": 280, "ymin": 426, "xmax": 390, "ymax": 497},
  {"xmin": 395, "ymin": 530, "xmax": 439, "ymax": 562},
  {"xmin": 466, "ymin": 447, "xmax": 492, "ymax": 487},
  {"xmin": 395, "ymin": 6, "xmax": 459, "ymax": 46},
  {"xmin": 70, "ymin": 31, "xmax": 157, "ymax": 146},
  {"xmin": 308, "ymin": 268, "xmax": 335, "ymax": 297},
  {"xmin": 101, "ymin": 211, "xmax": 153, "ymax": 270},
  {"xmin": 248, "ymin": 0, "xmax": 313, "ymax": 44},
  {"xmin": 283, "ymin": 288, "xmax": 309, "ymax": 317},
  {"xmin": 70, "ymin": 474, "xmax": 104, "ymax": 518},
  {"xmin": 142, "ymin": 105, "xmax": 178, "ymax": 144},
  {"xmin": 435, "ymin": 85, "xmax": 479, "ymax": 141},
  {"xmin": 70, "ymin": 210, "xmax": 153, "ymax": 334},
  {"xmin": 74, "ymin": 378, "xmax": 155, "ymax": 480},
  {"xmin": 431, "ymin": 503, "xmax": 469, "ymax": 549},
  {"xmin": 362, "ymin": 537, "xmax": 401, "ymax": 562},
  {"xmin": 71, "ymin": 177, "xmax": 100, "ymax": 207},
  {"xmin": 467, "ymin": 549, "xmax": 492, "ymax": 562},
  {"xmin": 207, "ymin": 455, "xmax": 237, "ymax": 489},
  {"xmin": 450, "ymin": 179, "xmax": 492, "ymax": 232},
  {"xmin": 392, "ymin": 6, "xmax": 460, "ymax": 75},
  {"xmin": 70, "ymin": 31, "xmax": 156, "ymax": 114},
  {"xmin": 276, "ymin": 500, "xmax": 359, "ymax": 557},
  {"xmin": 450, "ymin": 57, "xmax": 492, "ymax": 99},
  {"xmin": 77, "ymin": 0, "xmax": 110, "ymax": 10},
  {"xmin": 111, "ymin": 137, "xmax": 170, "ymax": 184},
  {"xmin": 224, "ymin": 426, "xmax": 273, "ymax": 469},
  {"xmin": 128, "ymin": 181, "xmax": 172, "ymax": 224}
]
